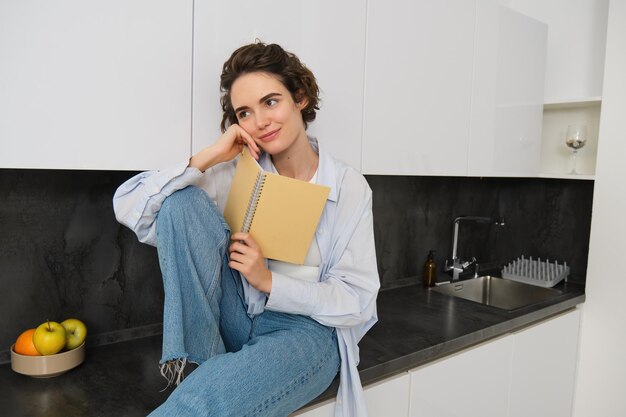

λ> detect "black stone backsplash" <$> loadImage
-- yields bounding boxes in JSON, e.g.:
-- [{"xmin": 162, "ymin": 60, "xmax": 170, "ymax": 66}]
[
  {"xmin": 0, "ymin": 169, "xmax": 593, "ymax": 362},
  {"xmin": 368, "ymin": 175, "xmax": 593, "ymax": 289},
  {"xmin": 0, "ymin": 169, "xmax": 163, "ymax": 363}
]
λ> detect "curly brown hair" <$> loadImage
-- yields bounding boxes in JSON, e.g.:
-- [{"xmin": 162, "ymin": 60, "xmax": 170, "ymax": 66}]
[{"xmin": 220, "ymin": 42, "xmax": 320, "ymax": 132}]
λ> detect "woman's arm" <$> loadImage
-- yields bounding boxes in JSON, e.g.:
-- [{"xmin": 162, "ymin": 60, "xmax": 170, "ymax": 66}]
[
  {"xmin": 189, "ymin": 125, "xmax": 259, "ymax": 171},
  {"xmin": 113, "ymin": 125, "xmax": 260, "ymax": 246},
  {"xmin": 113, "ymin": 164, "xmax": 204, "ymax": 246}
]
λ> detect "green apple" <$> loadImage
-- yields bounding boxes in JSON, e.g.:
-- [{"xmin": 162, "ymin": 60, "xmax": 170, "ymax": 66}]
[
  {"xmin": 33, "ymin": 321, "xmax": 66, "ymax": 355},
  {"xmin": 61, "ymin": 318, "xmax": 87, "ymax": 350}
]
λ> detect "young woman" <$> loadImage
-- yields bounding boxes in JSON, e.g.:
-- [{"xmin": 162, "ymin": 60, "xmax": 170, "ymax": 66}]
[{"xmin": 113, "ymin": 42, "xmax": 379, "ymax": 417}]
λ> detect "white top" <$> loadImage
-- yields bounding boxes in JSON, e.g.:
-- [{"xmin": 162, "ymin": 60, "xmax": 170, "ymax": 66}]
[{"xmin": 268, "ymin": 238, "xmax": 321, "ymax": 283}]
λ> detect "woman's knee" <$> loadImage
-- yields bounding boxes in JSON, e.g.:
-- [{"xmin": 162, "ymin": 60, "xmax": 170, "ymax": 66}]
[
  {"xmin": 160, "ymin": 186, "xmax": 212, "ymax": 217},
  {"xmin": 158, "ymin": 186, "xmax": 229, "ymax": 243}
]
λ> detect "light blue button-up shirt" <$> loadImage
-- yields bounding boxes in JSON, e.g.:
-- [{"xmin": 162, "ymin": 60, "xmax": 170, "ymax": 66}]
[{"xmin": 113, "ymin": 137, "xmax": 380, "ymax": 417}]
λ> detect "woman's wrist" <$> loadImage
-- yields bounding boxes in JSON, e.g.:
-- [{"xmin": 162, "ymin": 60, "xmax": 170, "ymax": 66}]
[
  {"xmin": 189, "ymin": 146, "xmax": 221, "ymax": 172},
  {"xmin": 262, "ymin": 270, "xmax": 272, "ymax": 294}
]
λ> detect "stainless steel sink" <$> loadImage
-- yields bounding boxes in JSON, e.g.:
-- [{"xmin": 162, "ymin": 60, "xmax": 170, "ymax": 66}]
[{"xmin": 431, "ymin": 275, "xmax": 563, "ymax": 310}]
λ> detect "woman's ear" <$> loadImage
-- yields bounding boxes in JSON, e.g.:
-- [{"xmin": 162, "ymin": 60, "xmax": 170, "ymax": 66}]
[{"xmin": 295, "ymin": 89, "xmax": 309, "ymax": 109}]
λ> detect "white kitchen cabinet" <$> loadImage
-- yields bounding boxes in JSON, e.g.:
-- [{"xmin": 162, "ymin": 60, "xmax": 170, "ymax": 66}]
[
  {"xmin": 408, "ymin": 335, "xmax": 514, "ymax": 417},
  {"xmin": 361, "ymin": 0, "xmax": 476, "ymax": 176},
  {"xmin": 509, "ymin": 308, "xmax": 582, "ymax": 417},
  {"xmin": 291, "ymin": 400, "xmax": 335, "ymax": 417},
  {"xmin": 509, "ymin": 0, "xmax": 609, "ymax": 103},
  {"xmin": 468, "ymin": 1, "xmax": 547, "ymax": 177},
  {"xmin": 0, "ymin": 0, "xmax": 193, "ymax": 170},
  {"xmin": 362, "ymin": 0, "xmax": 547, "ymax": 177},
  {"xmin": 508, "ymin": 0, "xmax": 609, "ymax": 179},
  {"xmin": 407, "ymin": 308, "xmax": 581, "ymax": 417},
  {"xmin": 292, "ymin": 372, "xmax": 411, "ymax": 417},
  {"xmin": 192, "ymin": 0, "xmax": 366, "ymax": 171},
  {"xmin": 364, "ymin": 372, "xmax": 410, "ymax": 417},
  {"xmin": 295, "ymin": 309, "xmax": 581, "ymax": 416}
]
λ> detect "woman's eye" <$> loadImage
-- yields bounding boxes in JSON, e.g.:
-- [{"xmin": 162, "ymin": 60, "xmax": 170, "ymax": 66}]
[
  {"xmin": 266, "ymin": 98, "xmax": 278, "ymax": 107},
  {"xmin": 237, "ymin": 110, "xmax": 250, "ymax": 119}
]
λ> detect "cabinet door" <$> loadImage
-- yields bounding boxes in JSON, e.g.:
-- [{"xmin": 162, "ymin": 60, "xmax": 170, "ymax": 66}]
[
  {"xmin": 409, "ymin": 335, "xmax": 513, "ymax": 417},
  {"xmin": 468, "ymin": 1, "xmax": 547, "ymax": 176},
  {"xmin": 192, "ymin": 0, "xmax": 366, "ymax": 171},
  {"xmin": 362, "ymin": 0, "xmax": 476, "ymax": 176},
  {"xmin": 365, "ymin": 372, "xmax": 410, "ymax": 417},
  {"xmin": 293, "ymin": 372, "xmax": 410, "ymax": 417},
  {"xmin": 509, "ymin": 0, "xmax": 609, "ymax": 102},
  {"xmin": 0, "ymin": 0, "xmax": 193, "ymax": 170},
  {"xmin": 291, "ymin": 400, "xmax": 335, "ymax": 417},
  {"xmin": 509, "ymin": 308, "xmax": 581, "ymax": 417}
]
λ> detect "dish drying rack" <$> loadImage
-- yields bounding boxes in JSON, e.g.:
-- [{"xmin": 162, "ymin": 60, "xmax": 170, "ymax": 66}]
[{"xmin": 501, "ymin": 255, "xmax": 570, "ymax": 288}]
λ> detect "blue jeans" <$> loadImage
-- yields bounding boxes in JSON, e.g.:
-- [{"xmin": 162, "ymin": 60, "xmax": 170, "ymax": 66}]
[{"xmin": 149, "ymin": 186, "xmax": 340, "ymax": 417}]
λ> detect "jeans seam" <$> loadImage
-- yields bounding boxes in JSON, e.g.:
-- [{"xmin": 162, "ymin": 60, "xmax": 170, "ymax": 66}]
[
  {"xmin": 208, "ymin": 230, "xmax": 229, "ymax": 357},
  {"xmin": 243, "ymin": 344, "xmax": 336, "ymax": 417}
]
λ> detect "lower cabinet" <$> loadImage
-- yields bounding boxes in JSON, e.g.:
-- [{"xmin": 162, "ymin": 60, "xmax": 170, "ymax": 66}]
[
  {"xmin": 294, "ymin": 308, "xmax": 581, "ymax": 417},
  {"xmin": 509, "ymin": 308, "xmax": 581, "ymax": 417},
  {"xmin": 409, "ymin": 334, "xmax": 514, "ymax": 417},
  {"xmin": 292, "ymin": 372, "xmax": 411, "ymax": 417},
  {"xmin": 364, "ymin": 373, "xmax": 411, "ymax": 417},
  {"xmin": 409, "ymin": 308, "xmax": 581, "ymax": 417},
  {"xmin": 291, "ymin": 400, "xmax": 335, "ymax": 417}
]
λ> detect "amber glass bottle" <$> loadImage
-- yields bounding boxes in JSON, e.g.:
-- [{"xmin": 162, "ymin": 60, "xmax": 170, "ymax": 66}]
[{"xmin": 423, "ymin": 250, "xmax": 437, "ymax": 287}]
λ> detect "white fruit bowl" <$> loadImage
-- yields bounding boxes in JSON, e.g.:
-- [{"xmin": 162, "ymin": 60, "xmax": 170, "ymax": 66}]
[{"xmin": 10, "ymin": 342, "xmax": 85, "ymax": 378}]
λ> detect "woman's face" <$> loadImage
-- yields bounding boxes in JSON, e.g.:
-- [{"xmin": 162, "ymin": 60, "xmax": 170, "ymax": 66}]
[{"xmin": 230, "ymin": 72, "xmax": 308, "ymax": 156}]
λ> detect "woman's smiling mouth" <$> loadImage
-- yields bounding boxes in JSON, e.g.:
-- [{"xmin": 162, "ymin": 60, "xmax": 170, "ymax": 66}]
[{"xmin": 258, "ymin": 128, "xmax": 280, "ymax": 142}]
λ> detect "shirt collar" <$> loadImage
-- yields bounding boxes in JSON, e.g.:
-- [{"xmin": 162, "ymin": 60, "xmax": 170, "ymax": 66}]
[
  {"xmin": 257, "ymin": 136, "xmax": 338, "ymax": 202},
  {"xmin": 309, "ymin": 136, "xmax": 338, "ymax": 202}
]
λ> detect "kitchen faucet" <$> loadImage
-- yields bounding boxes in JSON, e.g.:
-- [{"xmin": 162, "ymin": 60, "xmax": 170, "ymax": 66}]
[{"xmin": 444, "ymin": 216, "xmax": 505, "ymax": 282}]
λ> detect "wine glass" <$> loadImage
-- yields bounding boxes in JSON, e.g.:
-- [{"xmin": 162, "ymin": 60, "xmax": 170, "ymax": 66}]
[{"xmin": 565, "ymin": 125, "xmax": 587, "ymax": 175}]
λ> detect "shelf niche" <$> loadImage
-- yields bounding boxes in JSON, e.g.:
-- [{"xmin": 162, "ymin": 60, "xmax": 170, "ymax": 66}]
[{"xmin": 540, "ymin": 98, "xmax": 601, "ymax": 179}]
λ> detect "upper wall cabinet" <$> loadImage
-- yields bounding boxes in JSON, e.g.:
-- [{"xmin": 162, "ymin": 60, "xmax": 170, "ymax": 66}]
[
  {"xmin": 510, "ymin": 0, "xmax": 609, "ymax": 103},
  {"xmin": 361, "ymin": 0, "xmax": 476, "ymax": 176},
  {"xmin": 508, "ymin": 0, "xmax": 609, "ymax": 179},
  {"xmin": 0, "ymin": 1, "xmax": 193, "ymax": 171},
  {"xmin": 361, "ymin": 0, "xmax": 547, "ymax": 177},
  {"xmin": 192, "ymin": 0, "xmax": 367, "ymax": 171},
  {"xmin": 468, "ymin": 1, "xmax": 547, "ymax": 177}
]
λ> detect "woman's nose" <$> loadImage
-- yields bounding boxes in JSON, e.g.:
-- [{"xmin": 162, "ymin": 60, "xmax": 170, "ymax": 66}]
[{"xmin": 255, "ymin": 112, "xmax": 270, "ymax": 129}]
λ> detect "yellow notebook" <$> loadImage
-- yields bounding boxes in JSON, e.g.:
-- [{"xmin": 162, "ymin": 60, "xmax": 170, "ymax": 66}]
[{"xmin": 223, "ymin": 148, "xmax": 330, "ymax": 264}]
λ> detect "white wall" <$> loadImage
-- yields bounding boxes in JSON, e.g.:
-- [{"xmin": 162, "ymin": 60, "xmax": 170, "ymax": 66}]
[{"xmin": 573, "ymin": 1, "xmax": 626, "ymax": 415}]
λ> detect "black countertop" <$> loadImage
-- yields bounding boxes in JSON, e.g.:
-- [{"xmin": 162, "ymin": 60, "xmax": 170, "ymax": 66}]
[{"xmin": 0, "ymin": 280, "xmax": 584, "ymax": 417}]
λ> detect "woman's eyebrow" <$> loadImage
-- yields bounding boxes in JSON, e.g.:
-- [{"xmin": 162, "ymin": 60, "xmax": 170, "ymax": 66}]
[
  {"xmin": 234, "ymin": 93, "xmax": 283, "ymax": 114},
  {"xmin": 260, "ymin": 92, "xmax": 282, "ymax": 102}
]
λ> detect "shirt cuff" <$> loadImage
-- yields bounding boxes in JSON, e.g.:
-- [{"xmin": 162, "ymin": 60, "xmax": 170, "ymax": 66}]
[
  {"xmin": 265, "ymin": 271, "xmax": 317, "ymax": 315},
  {"xmin": 147, "ymin": 162, "xmax": 202, "ymax": 196}
]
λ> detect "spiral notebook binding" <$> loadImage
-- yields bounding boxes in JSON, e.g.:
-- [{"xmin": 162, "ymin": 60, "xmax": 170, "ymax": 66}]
[{"xmin": 242, "ymin": 172, "xmax": 266, "ymax": 233}]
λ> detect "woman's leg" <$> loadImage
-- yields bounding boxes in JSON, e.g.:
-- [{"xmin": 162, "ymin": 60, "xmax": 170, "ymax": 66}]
[
  {"xmin": 150, "ymin": 311, "xmax": 340, "ymax": 417},
  {"xmin": 153, "ymin": 186, "xmax": 339, "ymax": 416},
  {"xmin": 155, "ymin": 186, "xmax": 251, "ymax": 380}
]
